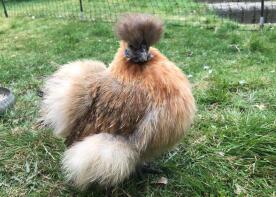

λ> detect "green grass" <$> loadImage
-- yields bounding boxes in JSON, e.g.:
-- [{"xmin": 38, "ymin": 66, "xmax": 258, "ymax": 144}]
[
  {"xmin": 4, "ymin": 0, "xmax": 207, "ymax": 23},
  {"xmin": 0, "ymin": 10, "xmax": 276, "ymax": 197}
]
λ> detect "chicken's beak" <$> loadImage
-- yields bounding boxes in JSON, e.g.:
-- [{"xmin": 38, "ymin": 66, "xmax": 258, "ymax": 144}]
[
  {"xmin": 139, "ymin": 50, "xmax": 149, "ymax": 62},
  {"xmin": 125, "ymin": 45, "xmax": 151, "ymax": 63}
]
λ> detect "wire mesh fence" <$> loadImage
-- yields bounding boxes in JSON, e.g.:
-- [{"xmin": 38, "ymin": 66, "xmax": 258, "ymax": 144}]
[{"xmin": 1, "ymin": 0, "xmax": 276, "ymax": 27}]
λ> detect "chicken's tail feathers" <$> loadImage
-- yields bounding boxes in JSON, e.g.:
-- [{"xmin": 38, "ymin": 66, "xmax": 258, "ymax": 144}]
[
  {"xmin": 62, "ymin": 133, "xmax": 139, "ymax": 190},
  {"xmin": 115, "ymin": 13, "xmax": 164, "ymax": 46},
  {"xmin": 40, "ymin": 60, "xmax": 106, "ymax": 138}
]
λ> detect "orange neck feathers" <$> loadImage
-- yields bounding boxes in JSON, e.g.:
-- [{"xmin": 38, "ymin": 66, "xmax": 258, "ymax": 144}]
[
  {"xmin": 109, "ymin": 42, "xmax": 190, "ymax": 103},
  {"xmin": 109, "ymin": 41, "xmax": 167, "ymax": 82}
]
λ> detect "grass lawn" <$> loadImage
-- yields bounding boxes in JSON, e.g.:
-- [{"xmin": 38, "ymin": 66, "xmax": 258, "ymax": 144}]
[{"xmin": 0, "ymin": 8, "xmax": 276, "ymax": 197}]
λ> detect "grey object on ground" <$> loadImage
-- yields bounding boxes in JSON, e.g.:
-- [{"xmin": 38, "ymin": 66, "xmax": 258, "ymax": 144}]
[
  {"xmin": 209, "ymin": 2, "xmax": 276, "ymax": 23},
  {"xmin": 0, "ymin": 87, "xmax": 15, "ymax": 114},
  {"xmin": 197, "ymin": 0, "xmax": 270, "ymax": 3}
]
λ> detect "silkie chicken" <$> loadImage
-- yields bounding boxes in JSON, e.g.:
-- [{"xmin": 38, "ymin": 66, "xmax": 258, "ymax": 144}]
[{"xmin": 41, "ymin": 13, "xmax": 196, "ymax": 190}]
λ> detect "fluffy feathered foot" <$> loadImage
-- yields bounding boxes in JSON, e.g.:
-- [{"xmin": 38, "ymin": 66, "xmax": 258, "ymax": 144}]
[
  {"xmin": 135, "ymin": 163, "xmax": 164, "ymax": 180},
  {"xmin": 135, "ymin": 163, "xmax": 172, "ymax": 180},
  {"xmin": 140, "ymin": 164, "xmax": 163, "ymax": 174}
]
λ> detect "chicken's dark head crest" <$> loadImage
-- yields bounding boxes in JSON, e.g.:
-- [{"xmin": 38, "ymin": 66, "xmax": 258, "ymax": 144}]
[{"xmin": 115, "ymin": 13, "xmax": 164, "ymax": 63}]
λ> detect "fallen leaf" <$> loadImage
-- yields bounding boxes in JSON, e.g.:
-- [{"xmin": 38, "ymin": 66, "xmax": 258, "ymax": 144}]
[
  {"xmin": 203, "ymin": 65, "xmax": 210, "ymax": 70},
  {"xmin": 153, "ymin": 177, "xmax": 168, "ymax": 185},
  {"xmin": 234, "ymin": 184, "xmax": 246, "ymax": 195},
  {"xmin": 254, "ymin": 104, "xmax": 266, "ymax": 110},
  {"xmin": 239, "ymin": 80, "xmax": 246, "ymax": 85}
]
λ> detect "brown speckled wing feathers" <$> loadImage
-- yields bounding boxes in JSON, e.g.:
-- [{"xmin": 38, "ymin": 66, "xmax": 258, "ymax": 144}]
[{"xmin": 65, "ymin": 74, "xmax": 148, "ymax": 146}]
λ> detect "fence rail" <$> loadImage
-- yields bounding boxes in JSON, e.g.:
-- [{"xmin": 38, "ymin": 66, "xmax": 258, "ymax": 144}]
[{"xmin": 1, "ymin": 0, "xmax": 276, "ymax": 27}]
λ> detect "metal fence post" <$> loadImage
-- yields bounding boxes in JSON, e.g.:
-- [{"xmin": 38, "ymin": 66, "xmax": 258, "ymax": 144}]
[
  {"xmin": 260, "ymin": 0, "xmax": 264, "ymax": 28},
  {"xmin": 1, "ymin": 0, "xmax": 8, "ymax": 17},
  {"xmin": 79, "ymin": 0, "xmax": 84, "ymax": 20}
]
